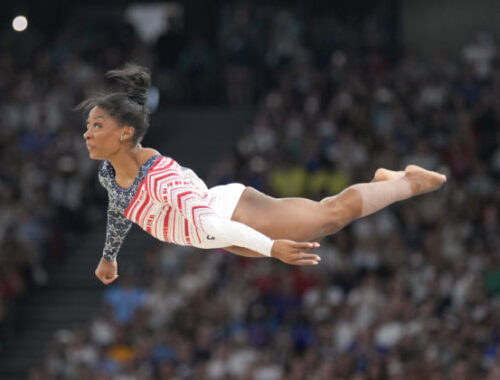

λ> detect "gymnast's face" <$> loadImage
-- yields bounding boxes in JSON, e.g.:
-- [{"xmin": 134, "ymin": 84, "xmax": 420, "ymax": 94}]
[{"xmin": 83, "ymin": 106, "xmax": 133, "ymax": 160}]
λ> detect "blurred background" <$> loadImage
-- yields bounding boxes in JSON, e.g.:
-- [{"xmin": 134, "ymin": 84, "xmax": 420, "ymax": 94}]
[{"xmin": 0, "ymin": 0, "xmax": 499, "ymax": 379}]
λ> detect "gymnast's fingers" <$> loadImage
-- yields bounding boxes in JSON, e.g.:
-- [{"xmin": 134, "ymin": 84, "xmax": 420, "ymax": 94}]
[
  {"xmin": 96, "ymin": 271, "xmax": 118, "ymax": 285},
  {"xmin": 292, "ymin": 242, "xmax": 320, "ymax": 250},
  {"xmin": 101, "ymin": 274, "xmax": 119, "ymax": 285},
  {"xmin": 293, "ymin": 258, "xmax": 320, "ymax": 266},
  {"xmin": 293, "ymin": 252, "xmax": 321, "ymax": 262}
]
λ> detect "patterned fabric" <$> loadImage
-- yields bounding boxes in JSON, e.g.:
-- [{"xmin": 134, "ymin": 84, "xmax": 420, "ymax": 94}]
[
  {"xmin": 99, "ymin": 155, "xmax": 274, "ymax": 261},
  {"xmin": 124, "ymin": 156, "xmax": 215, "ymax": 246},
  {"xmin": 98, "ymin": 155, "xmax": 160, "ymax": 260}
]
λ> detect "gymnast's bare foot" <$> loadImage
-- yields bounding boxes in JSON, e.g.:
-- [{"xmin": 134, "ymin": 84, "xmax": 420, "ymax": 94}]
[
  {"xmin": 404, "ymin": 165, "xmax": 447, "ymax": 196},
  {"xmin": 373, "ymin": 168, "xmax": 405, "ymax": 182}
]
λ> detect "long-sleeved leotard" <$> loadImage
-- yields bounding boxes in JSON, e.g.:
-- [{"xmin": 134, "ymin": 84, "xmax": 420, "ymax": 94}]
[{"xmin": 98, "ymin": 155, "xmax": 274, "ymax": 261}]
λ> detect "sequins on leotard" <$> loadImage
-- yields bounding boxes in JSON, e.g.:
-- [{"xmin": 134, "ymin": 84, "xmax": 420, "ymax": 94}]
[{"xmin": 98, "ymin": 155, "xmax": 160, "ymax": 260}]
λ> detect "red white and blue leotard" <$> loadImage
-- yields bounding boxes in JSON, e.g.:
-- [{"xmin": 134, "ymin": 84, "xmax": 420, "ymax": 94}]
[{"xmin": 98, "ymin": 155, "xmax": 273, "ymax": 260}]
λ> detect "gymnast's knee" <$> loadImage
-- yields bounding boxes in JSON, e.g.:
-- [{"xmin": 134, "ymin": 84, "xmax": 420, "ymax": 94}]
[{"xmin": 319, "ymin": 192, "xmax": 359, "ymax": 234}]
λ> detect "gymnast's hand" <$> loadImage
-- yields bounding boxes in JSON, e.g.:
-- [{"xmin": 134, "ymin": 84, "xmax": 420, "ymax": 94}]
[
  {"xmin": 271, "ymin": 240, "xmax": 321, "ymax": 266},
  {"xmin": 95, "ymin": 257, "xmax": 119, "ymax": 285}
]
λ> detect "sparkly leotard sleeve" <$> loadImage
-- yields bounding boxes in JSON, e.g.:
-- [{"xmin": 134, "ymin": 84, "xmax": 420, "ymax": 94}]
[
  {"xmin": 98, "ymin": 157, "xmax": 158, "ymax": 261},
  {"xmin": 98, "ymin": 162, "xmax": 133, "ymax": 261}
]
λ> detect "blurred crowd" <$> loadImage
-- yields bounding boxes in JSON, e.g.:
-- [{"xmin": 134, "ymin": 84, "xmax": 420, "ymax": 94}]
[
  {"xmin": 0, "ymin": 1, "xmax": 497, "ymax": 379},
  {"xmin": 0, "ymin": 11, "xmax": 141, "ymax": 344}
]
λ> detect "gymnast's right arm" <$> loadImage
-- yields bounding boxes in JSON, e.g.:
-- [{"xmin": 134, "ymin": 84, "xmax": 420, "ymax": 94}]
[
  {"xmin": 95, "ymin": 206, "xmax": 132, "ymax": 284},
  {"xmin": 102, "ymin": 207, "xmax": 133, "ymax": 262},
  {"xmin": 94, "ymin": 165, "xmax": 132, "ymax": 284}
]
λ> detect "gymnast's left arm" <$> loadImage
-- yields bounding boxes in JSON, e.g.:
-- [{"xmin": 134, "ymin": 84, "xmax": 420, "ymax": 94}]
[
  {"xmin": 151, "ymin": 176, "xmax": 275, "ymax": 257},
  {"xmin": 151, "ymin": 173, "xmax": 321, "ymax": 265}
]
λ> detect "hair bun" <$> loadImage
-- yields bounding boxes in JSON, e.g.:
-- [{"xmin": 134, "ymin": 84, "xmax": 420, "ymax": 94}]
[{"xmin": 106, "ymin": 63, "xmax": 151, "ymax": 106}]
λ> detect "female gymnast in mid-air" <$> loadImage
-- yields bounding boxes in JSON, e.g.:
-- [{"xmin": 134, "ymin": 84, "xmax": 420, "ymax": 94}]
[{"xmin": 81, "ymin": 64, "xmax": 447, "ymax": 285}]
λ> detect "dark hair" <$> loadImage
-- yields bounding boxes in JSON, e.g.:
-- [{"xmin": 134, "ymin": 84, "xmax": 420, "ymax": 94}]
[{"xmin": 77, "ymin": 63, "xmax": 151, "ymax": 144}]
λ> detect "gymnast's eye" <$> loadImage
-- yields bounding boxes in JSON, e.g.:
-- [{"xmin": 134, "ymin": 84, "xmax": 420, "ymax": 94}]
[{"xmin": 85, "ymin": 121, "xmax": 103, "ymax": 129}]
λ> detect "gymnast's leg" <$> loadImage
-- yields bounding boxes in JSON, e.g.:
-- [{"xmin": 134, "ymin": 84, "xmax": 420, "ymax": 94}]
[{"xmin": 230, "ymin": 165, "xmax": 446, "ymax": 245}]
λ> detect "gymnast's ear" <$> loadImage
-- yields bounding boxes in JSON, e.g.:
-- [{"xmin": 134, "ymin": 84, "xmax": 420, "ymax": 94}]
[{"xmin": 120, "ymin": 125, "xmax": 136, "ymax": 142}]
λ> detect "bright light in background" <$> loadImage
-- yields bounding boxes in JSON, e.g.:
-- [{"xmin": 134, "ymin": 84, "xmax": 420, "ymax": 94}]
[{"xmin": 12, "ymin": 15, "xmax": 28, "ymax": 32}]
